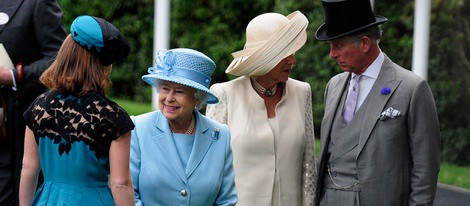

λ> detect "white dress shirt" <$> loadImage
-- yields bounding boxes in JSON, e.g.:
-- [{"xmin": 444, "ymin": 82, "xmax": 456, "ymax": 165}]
[{"xmin": 346, "ymin": 52, "xmax": 385, "ymax": 112}]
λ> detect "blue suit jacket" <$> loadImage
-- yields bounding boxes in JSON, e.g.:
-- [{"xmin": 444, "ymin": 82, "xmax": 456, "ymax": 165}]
[{"xmin": 130, "ymin": 110, "xmax": 237, "ymax": 206}]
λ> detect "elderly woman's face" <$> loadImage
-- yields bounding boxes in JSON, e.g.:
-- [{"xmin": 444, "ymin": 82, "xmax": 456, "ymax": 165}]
[
  {"xmin": 158, "ymin": 81, "xmax": 198, "ymax": 123},
  {"xmin": 261, "ymin": 54, "xmax": 296, "ymax": 84}
]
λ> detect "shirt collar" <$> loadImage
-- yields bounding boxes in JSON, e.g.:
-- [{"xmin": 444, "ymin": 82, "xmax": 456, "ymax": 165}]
[{"xmin": 354, "ymin": 51, "xmax": 384, "ymax": 80}]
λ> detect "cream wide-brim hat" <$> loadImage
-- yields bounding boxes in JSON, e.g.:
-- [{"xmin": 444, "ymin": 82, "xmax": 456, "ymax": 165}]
[{"xmin": 225, "ymin": 11, "xmax": 308, "ymax": 76}]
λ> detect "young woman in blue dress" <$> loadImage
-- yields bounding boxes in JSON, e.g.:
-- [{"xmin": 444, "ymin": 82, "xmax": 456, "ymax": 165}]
[{"xmin": 19, "ymin": 15, "xmax": 134, "ymax": 206}]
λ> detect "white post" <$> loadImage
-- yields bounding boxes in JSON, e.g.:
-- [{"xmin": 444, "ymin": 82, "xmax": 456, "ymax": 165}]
[
  {"xmin": 412, "ymin": 0, "xmax": 431, "ymax": 80},
  {"xmin": 152, "ymin": 0, "xmax": 170, "ymax": 110},
  {"xmin": 370, "ymin": 0, "xmax": 374, "ymax": 10}
]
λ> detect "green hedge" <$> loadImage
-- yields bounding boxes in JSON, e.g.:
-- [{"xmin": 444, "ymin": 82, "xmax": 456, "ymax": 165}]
[{"xmin": 58, "ymin": 0, "xmax": 469, "ymax": 165}]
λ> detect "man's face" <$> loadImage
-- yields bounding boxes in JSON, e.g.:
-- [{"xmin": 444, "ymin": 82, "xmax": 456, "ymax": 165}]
[{"xmin": 328, "ymin": 37, "xmax": 367, "ymax": 74}]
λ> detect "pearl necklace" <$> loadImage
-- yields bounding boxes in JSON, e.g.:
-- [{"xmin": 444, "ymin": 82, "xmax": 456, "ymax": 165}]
[
  {"xmin": 251, "ymin": 77, "xmax": 277, "ymax": 96},
  {"xmin": 171, "ymin": 115, "xmax": 195, "ymax": 135},
  {"xmin": 185, "ymin": 115, "xmax": 195, "ymax": 135}
]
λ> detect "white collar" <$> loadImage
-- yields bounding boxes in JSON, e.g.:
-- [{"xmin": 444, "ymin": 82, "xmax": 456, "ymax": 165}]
[{"xmin": 355, "ymin": 51, "xmax": 384, "ymax": 79}]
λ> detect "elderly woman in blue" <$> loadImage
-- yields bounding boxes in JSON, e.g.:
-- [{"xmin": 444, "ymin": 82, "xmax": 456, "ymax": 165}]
[{"xmin": 130, "ymin": 48, "xmax": 237, "ymax": 206}]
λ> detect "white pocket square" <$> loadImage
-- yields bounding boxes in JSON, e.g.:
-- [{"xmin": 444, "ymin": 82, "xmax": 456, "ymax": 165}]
[{"xmin": 379, "ymin": 107, "xmax": 401, "ymax": 120}]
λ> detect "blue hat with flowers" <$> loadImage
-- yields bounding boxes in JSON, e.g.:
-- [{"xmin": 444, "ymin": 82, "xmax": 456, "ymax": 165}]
[
  {"xmin": 142, "ymin": 48, "xmax": 219, "ymax": 104},
  {"xmin": 70, "ymin": 15, "xmax": 130, "ymax": 66}
]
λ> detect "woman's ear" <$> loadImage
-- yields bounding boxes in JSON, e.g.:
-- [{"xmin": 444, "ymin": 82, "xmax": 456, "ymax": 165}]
[
  {"xmin": 195, "ymin": 100, "xmax": 200, "ymax": 108},
  {"xmin": 104, "ymin": 65, "xmax": 113, "ymax": 75}
]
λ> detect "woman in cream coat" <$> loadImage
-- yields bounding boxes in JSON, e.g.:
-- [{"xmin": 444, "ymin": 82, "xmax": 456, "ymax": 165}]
[{"xmin": 206, "ymin": 11, "xmax": 316, "ymax": 206}]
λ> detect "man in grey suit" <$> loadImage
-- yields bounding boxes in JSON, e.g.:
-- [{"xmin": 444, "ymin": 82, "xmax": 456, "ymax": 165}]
[{"xmin": 314, "ymin": 0, "xmax": 440, "ymax": 205}]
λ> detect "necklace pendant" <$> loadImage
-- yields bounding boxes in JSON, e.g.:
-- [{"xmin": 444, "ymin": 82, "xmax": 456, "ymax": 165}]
[{"xmin": 265, "ymin": 90, "xmax": 273, "ymax": 96}]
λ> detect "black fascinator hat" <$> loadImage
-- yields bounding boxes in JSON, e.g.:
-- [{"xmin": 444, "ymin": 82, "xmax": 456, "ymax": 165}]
[{"xmin": 70, "ymin": 15, "xmax": 130, "ymax": 66}]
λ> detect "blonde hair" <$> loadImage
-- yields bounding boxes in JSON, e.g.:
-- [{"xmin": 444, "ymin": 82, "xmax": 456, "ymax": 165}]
[{"xmin": 40, "ymin": 35, "xmax": 112, "ymax": 96}]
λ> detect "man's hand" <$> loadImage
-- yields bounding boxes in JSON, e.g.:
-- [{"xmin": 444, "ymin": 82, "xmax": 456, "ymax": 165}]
[{"xmin": 0, "ymin": 66, "xmax": 13, "ymax": 86}]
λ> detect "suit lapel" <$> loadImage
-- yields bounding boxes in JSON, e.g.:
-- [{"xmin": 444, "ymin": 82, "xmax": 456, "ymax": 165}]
[
  {"xmin": 152, "ymin": 113, "xmax": 188, "ymax": 185},
  {"xmin": 0, "ymin": 0, "xmax": 24, "ymax": 33},
  {"xmin": 324, "ymin": 74, "xmax": 350, "ymax": 127},
  {"xmin": 356, "ymin": 55, "xmax": 402, "ymax": 159},
  {"xmin": 320, "ymin": 73, "xmax": 350, "ymax": 159},
  {"xmin": 185, "ymin": 111, "xmax": 213, "ymax": 178}
]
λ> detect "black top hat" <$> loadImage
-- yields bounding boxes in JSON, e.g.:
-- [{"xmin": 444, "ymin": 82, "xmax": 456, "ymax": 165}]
[{"xmin": 315, "ymin": 0, "xmax": 388, "ymax": 41}]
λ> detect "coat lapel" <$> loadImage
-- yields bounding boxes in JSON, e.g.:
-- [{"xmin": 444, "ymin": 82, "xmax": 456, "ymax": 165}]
[
  {"xmin": 320, "ymin": 73, "xmax": 350, "ymax": 159},
  {"xmin": 0, "ymin": 0, "xmax": 24, "ymax": 33},
  {"xmin": 318, "ymin": 73, "xmax": 350, "ymax": 179},
  {"xmin": 185, "ymin": 111, "xmax": 213, "ymax": 178},
  {"xmin": 152, "ymin": 113, "xmax": 188, "ymax": 184},
  {"xmin": 356, "ymin": 55, "xmax": 402, "ymax": 159}
]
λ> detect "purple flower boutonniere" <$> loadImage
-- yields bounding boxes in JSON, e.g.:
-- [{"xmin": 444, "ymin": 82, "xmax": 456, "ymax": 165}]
[{"xmin": 381, "ymin": 87, "xmax": 391, "ymax": 95}]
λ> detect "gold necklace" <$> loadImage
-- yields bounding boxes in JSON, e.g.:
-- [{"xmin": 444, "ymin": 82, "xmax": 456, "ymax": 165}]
[{"xmin": 251, "ymin": 77, "xmax": 277, "ymax": 96}]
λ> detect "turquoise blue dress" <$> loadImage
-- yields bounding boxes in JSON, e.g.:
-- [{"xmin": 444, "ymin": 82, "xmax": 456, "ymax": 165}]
[{"xmin": 23, "ymin": 91, "xmax": 134, "ymax": 206}]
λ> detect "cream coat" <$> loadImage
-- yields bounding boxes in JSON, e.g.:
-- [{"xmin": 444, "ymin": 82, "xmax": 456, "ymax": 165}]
[{"xmin": 207, "ymin": 76, "xmax": 316, "ymax": 206}]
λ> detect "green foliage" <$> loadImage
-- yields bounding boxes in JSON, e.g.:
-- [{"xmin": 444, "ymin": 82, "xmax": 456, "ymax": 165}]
[
  {"xmin": 58, "ymin": 0, "xmax": 469, "ymax": 165},
  {"xmin": 374, "ymin": 0, "xmax": 469, "ymax": 165},
  {"xmin": 59, "ymin": 0, "xmax": 155, "ymax": 102},
  {"xmin": 171, "ymin": 0, "xmax": 276, "ymax": 83},
  {"xmin": 110, "ymin": 98, "xmax": 152, "ymax": 116},
  {"xmin": 439, "ymin": 162, "xmax": 470, "ymax": 189},
  {"xmin": 425, "ymin": 0, "xmax": 469, "ymax": 165}
]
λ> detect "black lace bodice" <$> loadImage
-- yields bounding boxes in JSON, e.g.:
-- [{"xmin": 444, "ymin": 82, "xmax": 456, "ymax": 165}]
[{"xmin": 24, "ymin": 91, "xmax": 134, "ymax": 159}]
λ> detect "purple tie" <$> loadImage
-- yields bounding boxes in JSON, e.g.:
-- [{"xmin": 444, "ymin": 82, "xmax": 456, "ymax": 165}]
[{"xmin": 343, "ymin": 75, "xmax": 362, "ymax": 124}]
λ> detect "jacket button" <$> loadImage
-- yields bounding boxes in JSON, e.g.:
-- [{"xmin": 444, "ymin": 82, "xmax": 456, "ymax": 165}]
[{"xmin": 181, "ymin": 189, "xmax": 187, "ymax": 196}]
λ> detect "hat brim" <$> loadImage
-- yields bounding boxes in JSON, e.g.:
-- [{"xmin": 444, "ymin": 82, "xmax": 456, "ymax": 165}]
[
  {"xmin": 142, "ymin": 74, "xmax": 219, "ymax": 104},
  {"xmin": 227, "ymin": 32, "xmax": 306, "ymax": 76},
  {"xmin": 226, "ymin": 11, "xmax": 308, "ymax": 76},
  {"xmin": 315, "ymin": 15, "xmax": 387, "ymax": 41}
]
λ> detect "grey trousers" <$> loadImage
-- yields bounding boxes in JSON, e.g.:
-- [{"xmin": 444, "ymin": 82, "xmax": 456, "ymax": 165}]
[{"xmin": 320, "ymin": 188, "xmax": 359, "ymax": 206}]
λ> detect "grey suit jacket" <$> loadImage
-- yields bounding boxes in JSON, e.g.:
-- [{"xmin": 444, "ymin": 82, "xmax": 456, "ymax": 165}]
[{"xmin": 315, "ymin": 54, "xmax": 440, "ymax": 206}]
